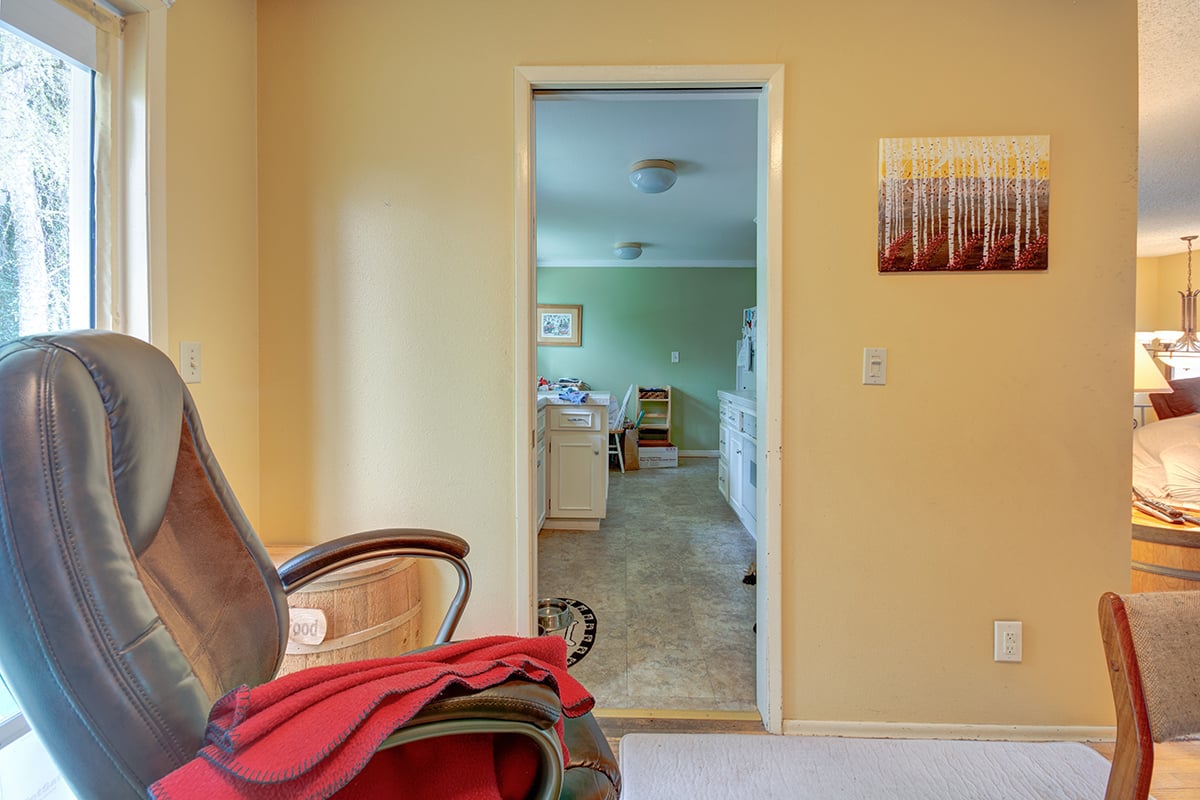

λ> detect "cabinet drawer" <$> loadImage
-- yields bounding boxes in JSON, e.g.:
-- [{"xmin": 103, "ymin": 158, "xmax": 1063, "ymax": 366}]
[
  {"xmin": 548, "ymin": 406, "xmax": 601, "ymax": 431},
  {"xmin": 719, "ymin": 405, "xmax": 739, "ymax": 427}
]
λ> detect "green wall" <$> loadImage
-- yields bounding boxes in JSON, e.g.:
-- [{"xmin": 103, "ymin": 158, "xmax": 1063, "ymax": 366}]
[{"xmin": 537, "ymin": 267, "xmax": 756, "ymax": 451}]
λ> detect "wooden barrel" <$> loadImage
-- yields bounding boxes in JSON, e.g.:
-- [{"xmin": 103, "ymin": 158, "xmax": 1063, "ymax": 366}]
[
  {"xmin": 267, "ymin": 546, "xmax": 421, "ymax": 676},
  {"xmin": 1132, "ymin": 509, "xmax": 1200, "ymax": 592}
]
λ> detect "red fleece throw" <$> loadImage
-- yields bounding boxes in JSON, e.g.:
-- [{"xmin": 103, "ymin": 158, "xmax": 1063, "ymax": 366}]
[{"xmin": 148, "ymin": 636, "xmax": 592, "ymax": 799}]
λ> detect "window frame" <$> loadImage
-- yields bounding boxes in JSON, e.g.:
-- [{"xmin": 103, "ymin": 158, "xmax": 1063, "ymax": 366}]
[{"xmin": 0, "ymin": 714, "xmax": 30, "ymax": 750}]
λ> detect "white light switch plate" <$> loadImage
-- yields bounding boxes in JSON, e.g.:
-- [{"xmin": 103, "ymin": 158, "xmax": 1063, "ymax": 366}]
[{"xmin": 863, "ymin": 347, "xmax": 887, "ymax": 385}]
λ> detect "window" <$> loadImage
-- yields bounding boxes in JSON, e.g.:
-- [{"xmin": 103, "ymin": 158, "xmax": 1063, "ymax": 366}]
[
  {"xmin": 0, "ymin": 23, "xmax": 95, "ymax": 338},
  {"xmin": 0, "ymin": 12, "xmax": 95, "ymax": 770},
  {"xmin": 0, "ymin": 3, "xmax": 154, "ymax": 788}
]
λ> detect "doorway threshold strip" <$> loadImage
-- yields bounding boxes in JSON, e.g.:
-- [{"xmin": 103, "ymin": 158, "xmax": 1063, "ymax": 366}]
[{"xmin": 593, "ymin": 708, "xmax": 761, "ymax": 721}]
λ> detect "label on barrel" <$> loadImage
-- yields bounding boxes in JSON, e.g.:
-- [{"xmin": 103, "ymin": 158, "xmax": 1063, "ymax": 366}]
[{"xmin": 287, "ymin": 608, "xmax": 327, "ymax": 645}]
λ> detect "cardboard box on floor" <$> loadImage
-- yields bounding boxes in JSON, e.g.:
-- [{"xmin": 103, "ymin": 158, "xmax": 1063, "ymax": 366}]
[
  {"xmin": 623, "ymin": 428, "xmax": 639, "ymax": 470},
  {"xmin": 638, "ymin": 441, "xmax": 678, "ymax": 468}
]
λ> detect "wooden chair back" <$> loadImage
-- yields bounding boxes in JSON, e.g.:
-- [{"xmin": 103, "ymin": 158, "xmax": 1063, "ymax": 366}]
[{"xmin": 1098, "ymin": 590, "xmax": 1200, "ymax": 800}]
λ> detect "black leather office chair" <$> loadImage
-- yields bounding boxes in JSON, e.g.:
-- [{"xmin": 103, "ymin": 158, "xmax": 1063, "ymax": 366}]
[{"xmin": 0, "ymin": 330, "xmax": 619, "ymax": 799}]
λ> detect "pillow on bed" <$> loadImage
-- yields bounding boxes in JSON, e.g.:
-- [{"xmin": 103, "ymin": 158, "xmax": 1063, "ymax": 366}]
[{"xmin": 1150, "ymin": 376, "xmax": 1200, "ymax": 420}]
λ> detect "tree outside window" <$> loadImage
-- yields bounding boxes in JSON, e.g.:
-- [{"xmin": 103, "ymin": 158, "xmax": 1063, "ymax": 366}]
[{"xmin": 0, "ymin": 25, "xmax": 93, "ymax": 340}]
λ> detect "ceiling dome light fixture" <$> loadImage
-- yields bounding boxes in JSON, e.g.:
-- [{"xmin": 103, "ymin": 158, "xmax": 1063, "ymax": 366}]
[
  {"xmin": 614, "ymin": 242, "xmax": 643, "ymax": 260},
  {"xmin": 628, "ymin": 159, "xmax": 677, "ymax": 194}
]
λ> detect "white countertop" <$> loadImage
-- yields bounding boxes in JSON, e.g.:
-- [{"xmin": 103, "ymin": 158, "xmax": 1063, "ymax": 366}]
[
  {"xmin": 719, "ymin": 389, "xmax": 756, "ymax": 405},
  {"xmin": 538, "ymin": 390, "xmax": 610, "ymax": 407}
]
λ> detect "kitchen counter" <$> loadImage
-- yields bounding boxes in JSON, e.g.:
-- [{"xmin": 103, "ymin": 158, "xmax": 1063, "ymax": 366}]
[
  {"xmin": 537, "ymin": 391, "xmax": 611, "ymax": 531},
  {"xmin": 718, "ymin": 390, "xmax": 757, "ymax": 538},
  {"xmin": 718, "ymin": 389, "xmax": 755, "ymax": 406},
  {"xmin": 537, "ymin": 391, "xmax": 611, "ymax": 409}
]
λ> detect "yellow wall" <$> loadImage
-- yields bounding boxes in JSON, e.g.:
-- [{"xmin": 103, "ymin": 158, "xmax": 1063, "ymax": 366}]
[
  {"xmin": 1136, "ymin": 257, "xmax": 1161, "ymax": 330},
  {"xmin": 164, "ymin": 0, "xmax": 261, "ymax": 525},
  {"xmin": 777, "ymin": 5, "xmax": 1134, "ymax": 727},
  {"xmin": 1139, "ymin": 251, "xmax": 1191, "ymax": 333},
  {"xmin": 247, "ymin": 0, "xmax": 1136, "ymax": 728}
]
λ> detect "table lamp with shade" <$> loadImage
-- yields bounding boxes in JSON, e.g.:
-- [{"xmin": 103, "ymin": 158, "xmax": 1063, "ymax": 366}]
[{"xmin": 1135, "ymin": 340, "xmax": 1173, "ymax": 427}]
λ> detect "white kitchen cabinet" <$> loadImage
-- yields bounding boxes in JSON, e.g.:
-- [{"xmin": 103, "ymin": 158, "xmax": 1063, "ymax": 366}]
[
  {"xmin": 717, "ymin": 424, "xmax": 731, "ymax": 501},
  {"xmin": 740, "ymin": 430, "xmax": 757, "ymax": 521},
  {"xmin": 729, "ymin": 430, "xmax": 744, "ymax": 510},
  {"xmin": 545, "ymin": 402, "xmax": 608, "ymax": 530},
  {"xmin": 718, "ymin": 390, "xmax": 756, "ymax": 538},
  {"xmin": 536, "ymin": 406, "xmax": 547, "ymax": 531}
]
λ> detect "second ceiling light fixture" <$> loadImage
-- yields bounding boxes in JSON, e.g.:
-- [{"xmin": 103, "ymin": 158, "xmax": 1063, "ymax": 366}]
[{"xmin": 617, "ymin": 159, "xmax": 676, "ymax": 260}]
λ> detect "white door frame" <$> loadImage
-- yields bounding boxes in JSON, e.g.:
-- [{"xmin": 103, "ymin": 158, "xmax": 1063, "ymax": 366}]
[{"xmin": 513, "ymin": 64, "xmax": 784, "ymax": 733}]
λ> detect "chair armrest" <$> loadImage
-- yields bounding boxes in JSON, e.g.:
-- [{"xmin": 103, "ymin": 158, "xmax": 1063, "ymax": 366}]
[
  {"xmin": 408, "ymin": 681, "xmax": 562, "ymax": 730},
  {"xmin": 277, "ymin": 528, "xmax": 471, "ymax": 643},
  {"xmin": 378, "ymin": 682, "xmax": 566, "ymax": 800}
]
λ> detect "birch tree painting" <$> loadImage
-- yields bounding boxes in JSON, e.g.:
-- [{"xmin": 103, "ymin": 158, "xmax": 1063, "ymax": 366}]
[{"xmin": 878, "ymin": 135, "xmax": 1049, "ymax": 272}]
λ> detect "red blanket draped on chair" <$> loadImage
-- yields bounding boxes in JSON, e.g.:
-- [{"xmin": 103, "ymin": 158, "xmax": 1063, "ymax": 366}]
[{"xmin": 148, "ymin": 635, "xmax": 592, "ymax": 800}]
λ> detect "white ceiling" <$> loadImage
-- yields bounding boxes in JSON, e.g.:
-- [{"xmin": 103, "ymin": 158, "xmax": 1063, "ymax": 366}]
[
  {"xmin": 534, "ymin": 7, "xmax": 1198, "ymax": 266},
  {"xmin": 534, "ymin": 90, "xmax": 759, "ymax": 268}
]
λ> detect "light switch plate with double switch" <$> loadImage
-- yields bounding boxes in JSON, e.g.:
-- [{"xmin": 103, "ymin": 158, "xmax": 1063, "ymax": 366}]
[{"xmin": 862, "ymin": 347, "xmax": 887, "ymax": 385}]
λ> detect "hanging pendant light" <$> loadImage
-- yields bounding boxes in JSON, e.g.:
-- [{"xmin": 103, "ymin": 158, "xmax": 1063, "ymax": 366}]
[{"xmin": 1174, "ymin": 235, "xmax": 1200, "ymax": 353}]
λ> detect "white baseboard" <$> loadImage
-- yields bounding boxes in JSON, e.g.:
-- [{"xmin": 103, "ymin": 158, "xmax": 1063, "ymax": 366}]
[
  {"xmin": 782, "ymin": 719, "xmax": 1115, "ymax": 743},
  {"xmin": 679, "ymin": 450, "xmax": 718, "ymax": 458}
]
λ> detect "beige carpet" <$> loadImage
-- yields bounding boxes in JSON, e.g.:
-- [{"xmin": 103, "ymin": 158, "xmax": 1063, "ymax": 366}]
[{"xmin": 619, "ymin": 734, "xmax": 1118, "ymax": 799}]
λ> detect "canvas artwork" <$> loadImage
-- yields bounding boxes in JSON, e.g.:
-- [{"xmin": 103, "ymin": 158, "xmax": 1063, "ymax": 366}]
[{"xmin": 878, "ymin": 135, "xmax": 1050, "ymax": 272}]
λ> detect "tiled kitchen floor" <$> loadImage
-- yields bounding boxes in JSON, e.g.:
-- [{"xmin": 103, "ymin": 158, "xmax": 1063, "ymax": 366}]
[{"xmin": 538, "ymin": 457, "xmax": 758, "ymax": 711}]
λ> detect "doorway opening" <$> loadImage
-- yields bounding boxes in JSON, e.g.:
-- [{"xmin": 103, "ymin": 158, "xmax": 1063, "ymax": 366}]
[{"xmin": 513, "ymin": 65, "xmax": 784, "ymax": 732}]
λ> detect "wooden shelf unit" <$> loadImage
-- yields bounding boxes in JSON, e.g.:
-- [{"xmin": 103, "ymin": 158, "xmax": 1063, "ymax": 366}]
[{"xmin": 635, "ymin": 385, "xmax": 672, "ymax": 444}]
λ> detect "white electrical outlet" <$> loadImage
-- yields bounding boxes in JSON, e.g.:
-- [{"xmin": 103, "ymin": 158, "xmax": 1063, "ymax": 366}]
[
  {"xmin": 671, "ymin": 351, "xmax": 679, "ymax": 363},
  {"xmin": 180, "ymin": 341, "xmax": 201, "ymax": 384},
  {"xmin": 994, "ymin": 620, "xmax": 1022, "ymax": 662}
]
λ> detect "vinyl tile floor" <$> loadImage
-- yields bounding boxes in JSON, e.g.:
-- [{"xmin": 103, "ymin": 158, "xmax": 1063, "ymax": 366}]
[{"xmin": 538, "ymin": 457, "xmax": 758, "ymax": 712}]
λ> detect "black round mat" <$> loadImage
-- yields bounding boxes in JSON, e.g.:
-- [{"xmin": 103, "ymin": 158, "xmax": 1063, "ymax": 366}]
[{"xmin": 539, "ymin": 597, "xmax": 597, "ymax": 667}]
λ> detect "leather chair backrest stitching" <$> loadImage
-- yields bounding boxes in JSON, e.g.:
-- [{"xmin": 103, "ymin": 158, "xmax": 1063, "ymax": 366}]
[{"xmin": 0, "ymin": 332, "xmax": 287, "ymax": 798}]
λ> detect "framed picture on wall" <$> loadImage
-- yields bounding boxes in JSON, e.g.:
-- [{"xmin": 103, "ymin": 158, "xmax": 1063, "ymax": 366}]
[
  {"xmin": 878, "ymin": 134, "xmax": 1050, "ymax": 272},
  {"xmin": 537, "ymin": 304, "xmax": 582, "ymax": 346}
]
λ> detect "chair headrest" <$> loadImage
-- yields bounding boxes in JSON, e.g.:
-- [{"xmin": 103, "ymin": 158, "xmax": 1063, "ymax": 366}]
[{"xmin": 0, "ymin": 330, "xmax": 184, "ymax": 551}]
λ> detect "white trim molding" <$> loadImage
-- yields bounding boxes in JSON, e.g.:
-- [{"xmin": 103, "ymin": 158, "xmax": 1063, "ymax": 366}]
[
  {"xmin": 783, "ymin": 720, "xmax": 1116, "ymax": 743},
  {"xmin": 514, "ymin": 63, "xmax": 784, "ymax": 734}
]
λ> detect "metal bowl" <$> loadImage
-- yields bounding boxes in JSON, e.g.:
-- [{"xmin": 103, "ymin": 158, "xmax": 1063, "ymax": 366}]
[{"xmin": 537, "ymin": 598, "xmax": 572, "ymax": 633}]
